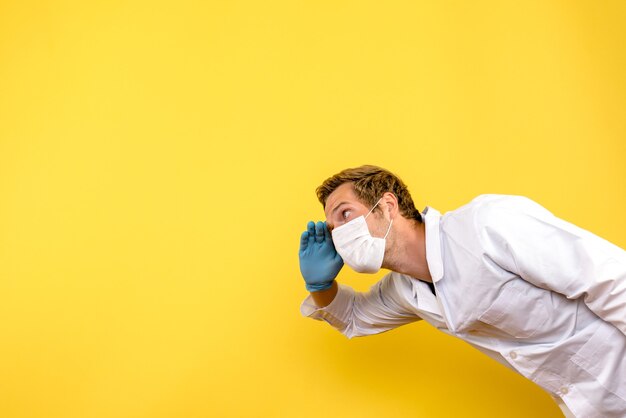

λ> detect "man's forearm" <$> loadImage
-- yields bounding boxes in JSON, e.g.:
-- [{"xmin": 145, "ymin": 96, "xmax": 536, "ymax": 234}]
[{"xmin": 310, "ymin": 280, "xmax": 338, "ymax": 308}]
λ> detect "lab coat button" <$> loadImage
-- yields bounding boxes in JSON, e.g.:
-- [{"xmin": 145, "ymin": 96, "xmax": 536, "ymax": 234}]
[
  {"xmin": 560, "ymin": 387, "xmax": 569, "ymax": 395},
  {"xmin": 510, "ymin": 351, "xmax": 518, "ymax": 359}
]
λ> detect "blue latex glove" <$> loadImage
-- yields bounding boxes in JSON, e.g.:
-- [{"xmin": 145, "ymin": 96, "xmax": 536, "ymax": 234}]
[{"xmin": 299, "ymin": 220, "xmax": 344, "ymax": 292}]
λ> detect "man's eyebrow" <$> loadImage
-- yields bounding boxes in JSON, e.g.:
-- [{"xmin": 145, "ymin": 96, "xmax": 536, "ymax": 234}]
[{"xmin": 330, "ymin": 201, "xmax": 350, "ymax": 216}]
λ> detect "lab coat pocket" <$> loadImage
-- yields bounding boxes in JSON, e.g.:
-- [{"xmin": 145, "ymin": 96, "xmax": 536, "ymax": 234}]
[
  {"xmin": 571, "ymin": 324, "xmax": 626, "ymax": 401},
  {"xmin": 477, "ymin": 281, "xmax": 549, "ymax": 339}
]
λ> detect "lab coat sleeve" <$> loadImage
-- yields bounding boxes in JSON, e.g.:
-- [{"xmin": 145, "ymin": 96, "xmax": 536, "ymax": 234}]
[
  {"xmin": 300, "ymin": 273, "xmax": 422, "ymax": 339},
  {"xmin": 477, "ymin": 195, "xmax": 626, "ymax": 336}
]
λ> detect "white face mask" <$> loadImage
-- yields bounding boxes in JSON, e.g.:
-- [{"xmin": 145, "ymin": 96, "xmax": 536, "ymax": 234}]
[{"xmin": 331, "ymin": 197, "xmax": 393, "ymax": 274}]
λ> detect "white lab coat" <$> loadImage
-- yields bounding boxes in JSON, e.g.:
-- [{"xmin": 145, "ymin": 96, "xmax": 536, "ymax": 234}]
[{"xmin": 300, "ymin": 194, "xmax": 626, "ymax": 417}]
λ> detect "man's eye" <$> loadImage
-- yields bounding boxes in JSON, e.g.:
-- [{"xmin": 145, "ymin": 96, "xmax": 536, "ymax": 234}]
[{"xmin": 342, "ymin": 209, "xmax": 352, "ymax": 219}]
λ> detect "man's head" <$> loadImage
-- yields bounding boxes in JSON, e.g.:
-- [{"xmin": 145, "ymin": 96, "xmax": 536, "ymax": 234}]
[{"xmin": 316, "ymin": 165, "xmax": 422, "ymax": 232}]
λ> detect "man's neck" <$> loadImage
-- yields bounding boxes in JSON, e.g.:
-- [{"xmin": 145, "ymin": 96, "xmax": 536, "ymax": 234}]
[{"xmin": 384, "ymin": 218, "xmax": 433, "ymax": 282}]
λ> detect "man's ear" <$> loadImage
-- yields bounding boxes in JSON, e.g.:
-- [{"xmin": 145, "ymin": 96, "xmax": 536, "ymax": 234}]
[{"xmin": 382, "ymin": 191, "xmax": 398, "ymax": 218}]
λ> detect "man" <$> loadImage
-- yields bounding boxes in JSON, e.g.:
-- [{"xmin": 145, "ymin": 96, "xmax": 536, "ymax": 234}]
[{"xmin": 298, "ymin": 165, "xmax": 626, "ymax": 418}]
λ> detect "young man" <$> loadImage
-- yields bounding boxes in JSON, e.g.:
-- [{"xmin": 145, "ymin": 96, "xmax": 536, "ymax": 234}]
[{"xmin": 298, "ymin": 165, "xmax": 626, "ymax": 418}]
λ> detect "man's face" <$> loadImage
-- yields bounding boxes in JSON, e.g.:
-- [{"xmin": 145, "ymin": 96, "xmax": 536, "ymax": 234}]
[
  {"xmin": 324, "ymin": 182, "xmax": 389, "ymax": 238},
  {"xmin": 324, "ymin": 183, "xmax": 368, "ymax": 233}
]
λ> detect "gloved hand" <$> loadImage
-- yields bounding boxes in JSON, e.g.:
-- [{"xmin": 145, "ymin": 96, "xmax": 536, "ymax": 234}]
[{"xmin": 299, "ymin": 220, "xmax": 344, "ymax": 292}]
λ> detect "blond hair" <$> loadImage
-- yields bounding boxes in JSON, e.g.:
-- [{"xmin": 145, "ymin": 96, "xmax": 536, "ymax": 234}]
[{"xmin": 316, "ymin": 165, "xmax": 422, "ymax": 223}]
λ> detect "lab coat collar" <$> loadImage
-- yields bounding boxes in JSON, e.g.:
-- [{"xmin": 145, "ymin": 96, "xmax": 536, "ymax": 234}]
[{"xmin": 423, "ymin": 206, "xmax": 444, "ymax": 283}]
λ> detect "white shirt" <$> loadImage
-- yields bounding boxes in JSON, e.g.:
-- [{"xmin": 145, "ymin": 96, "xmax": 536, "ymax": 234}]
[{"xmin": 300, "ymin": 194, "xmax": 626, "ymax": 418}]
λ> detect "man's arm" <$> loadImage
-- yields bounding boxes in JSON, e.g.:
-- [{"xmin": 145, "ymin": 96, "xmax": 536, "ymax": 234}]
[
  {"xmin": 478, "ymin": 196, "xmax": 626, "ymax": 336},
  {"xmin": 298, "ymin": 220, "xmax": 421, "ymax": 338},
  {"xmin": 300, "ymin": 273, "xmax": 422, "ymax": 339},
  {"xmin": 310, "ymin": 280, "xmax": 338, "ymax": 308}
]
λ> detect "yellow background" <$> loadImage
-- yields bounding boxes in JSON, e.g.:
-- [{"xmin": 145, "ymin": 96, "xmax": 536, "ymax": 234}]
[{"xmin": 1, "ymin": 1, "xmax": 625, "ymax": 417}]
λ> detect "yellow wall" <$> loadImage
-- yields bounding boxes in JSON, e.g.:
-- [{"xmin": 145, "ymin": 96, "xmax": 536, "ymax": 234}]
[{"xmin": 1, "ymin": 1, "xmax": 624, "ymax": 417}]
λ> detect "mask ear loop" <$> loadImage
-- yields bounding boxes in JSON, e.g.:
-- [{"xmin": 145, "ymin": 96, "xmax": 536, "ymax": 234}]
[
  {"xmin": 383, "ymin": 218, "xmax": 393, "ymax": 239},
  {"xmin": 365, "ymin": 197, "xmax": 394, "ymax": 239},
  {"xmin": 364, "ymin": 197, "xmax": 384, "ymax": 219}
]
